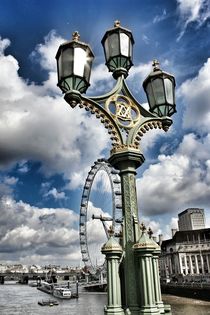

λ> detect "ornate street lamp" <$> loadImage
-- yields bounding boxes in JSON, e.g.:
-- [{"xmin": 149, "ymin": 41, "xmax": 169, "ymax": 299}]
[
  {"xmin": 143, "ymin": 59, "xmax": 176, "ymax": 118},
  {"xmin": 56, "ymin": 21, "xmax": 176, "ymax": 315},
  {"xmin": 56, "ymin": 31, "xmax": 94, "ymax": 107},
  {"xmin": 101, "ymin": 20, "xmax": 134, "ymax": 79}
]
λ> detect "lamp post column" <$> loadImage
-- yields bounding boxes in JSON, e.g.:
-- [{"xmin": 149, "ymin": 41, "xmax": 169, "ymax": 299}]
[{"xmin": 109, "ymin": 149, "xmax": 145, "ymax": 315}]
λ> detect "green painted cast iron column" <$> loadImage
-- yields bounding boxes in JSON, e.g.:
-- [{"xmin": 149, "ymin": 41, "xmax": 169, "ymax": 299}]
[
  {"xmin": 109, "ymin": 149, "xmax": 145, "ymax": 315},
  {"xmin": 101, "ymin": 235, "xmax": 125, "ymax": 315},
  {"xmin": 152, "ymin": 247, "xmax": 166, "ymax": 314},
  {"xmin": 133, "ymin": 226, "xmax": 160, "ymax": 315}
]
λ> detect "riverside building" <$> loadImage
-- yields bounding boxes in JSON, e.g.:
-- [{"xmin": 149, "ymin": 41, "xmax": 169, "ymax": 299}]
[
  {"xmin": 178, "ymin": 208, "xmax": 205, "ymax": 231},
  {"xmin": 159, "ymin": 209, "xmax": 210, "ymax": 282}
]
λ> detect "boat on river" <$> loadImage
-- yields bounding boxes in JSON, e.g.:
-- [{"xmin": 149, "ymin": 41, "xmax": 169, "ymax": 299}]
[
  {"xmin": 37, "ymin": 281, "xmax": 74, "ymax": 299},
  {"xmin": 37, "ymin": 281, "xmax": 53, "ymax": 294},
  {"xmin": 28, "ymin": 281, "xmax": 38, "ymax": 287},
  {"xmin": 53, "ymin": 286, "xmax": 72, "ymax": 299},
  {"xmin": 38, "ymin": 299, "xmax": 59, "ymax": 306}
]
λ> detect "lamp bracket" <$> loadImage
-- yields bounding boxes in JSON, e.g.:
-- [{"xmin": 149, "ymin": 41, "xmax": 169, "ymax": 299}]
[{"xmin": 76, "ymin": 76, "xmax": 173, "ymax": 155}]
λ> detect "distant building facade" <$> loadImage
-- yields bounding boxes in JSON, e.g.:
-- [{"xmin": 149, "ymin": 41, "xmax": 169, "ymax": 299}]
[
  {"xmin": 178, "ymin": 208, "xmax": 205, "ymax": 231},
  {"xmin": 159, "ymin": 208, "xmax": 210, "ymax": 282},
  {"xmin": 159, "ymin": 228, "xmax": 210, "ymax": 282}
]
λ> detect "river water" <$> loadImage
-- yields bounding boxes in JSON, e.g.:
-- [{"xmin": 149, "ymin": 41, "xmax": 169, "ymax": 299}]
[{"xmin": 0, "ymin": 282, "xmax": 210, "ymax": 315}]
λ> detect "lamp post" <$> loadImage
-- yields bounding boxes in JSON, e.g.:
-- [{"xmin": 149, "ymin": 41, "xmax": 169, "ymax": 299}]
[{"xmin": 56, "ymin": 21, "xmax": 176, "ymax": 315}]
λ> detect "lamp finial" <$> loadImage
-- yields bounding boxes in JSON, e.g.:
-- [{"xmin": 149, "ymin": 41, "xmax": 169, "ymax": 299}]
[
  {"xmin": 108, "ymin": 225, "xmax": 115, "ymax": 237},
  {"xmin": 72, "ymin": 31, "xmax": 80, "ymax": 41},
  {"xmin": 148, "ymin": 227, "xmax": 153, "ymax": 238},
  {"xmin": 114, "ymin": 20, "xmax": 121, "ymax": 27},
  {"xmin": 152, "ymin": 59, "xmax": 160, "ymax": 71},
  {"xmin": 140, "ymin": 222, "xmax": 147, "ymax": 233}
]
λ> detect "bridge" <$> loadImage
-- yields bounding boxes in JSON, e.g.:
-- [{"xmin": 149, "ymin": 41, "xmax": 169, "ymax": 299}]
[
  {"xmin": 0, "ymin": 271, "xmax": 107, "ymax": 291},
  {"xmin": 0, "ymin": 270, "xmax": 75, "ymax": 284}
]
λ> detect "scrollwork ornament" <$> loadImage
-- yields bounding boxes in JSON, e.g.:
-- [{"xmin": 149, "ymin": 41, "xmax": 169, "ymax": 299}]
[{"xmin": 105, "ymin": 94, "xmax": 141, "ymax": 130}]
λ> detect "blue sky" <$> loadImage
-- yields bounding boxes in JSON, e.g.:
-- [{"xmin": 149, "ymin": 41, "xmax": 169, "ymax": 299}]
[{"xmin": 0, "ymin": 0, "xmax": 210, "ymax": 266}]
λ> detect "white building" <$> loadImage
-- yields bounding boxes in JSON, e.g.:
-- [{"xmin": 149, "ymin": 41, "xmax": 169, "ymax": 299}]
[
  {"xmin": 159, "ymin": 228, "xmax": 210, "ymax": 282},
  {"xmin": 178, "ymin": 208, "xmax": 205, "ymax": 231}
]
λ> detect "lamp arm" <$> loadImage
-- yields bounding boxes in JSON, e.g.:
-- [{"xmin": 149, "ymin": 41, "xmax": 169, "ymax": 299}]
[
  {"xmin": 89, "ymin": 75, "xmax": 123, "ymax": 103},
  {"xmin": 79, "ymin": 95, "xmax": 124, "ymax": 147},
  {"xmin": 127, "ymin": 116, "xmax": 173, "ymax": 149},
  {"xmin": 121, "ymin": 80, "xmax": 158, "ymax": 118}
]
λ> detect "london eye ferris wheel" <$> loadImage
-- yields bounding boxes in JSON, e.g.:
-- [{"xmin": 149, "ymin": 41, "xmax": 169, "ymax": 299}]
[{"xmin": 79, "ymin": 158, "xmax": 122, "ymax": 274}]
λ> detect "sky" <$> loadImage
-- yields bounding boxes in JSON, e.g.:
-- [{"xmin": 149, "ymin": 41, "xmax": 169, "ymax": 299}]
[{"xmin": 0, "ymin": 0, "xmax": 210, "ymax": 267}]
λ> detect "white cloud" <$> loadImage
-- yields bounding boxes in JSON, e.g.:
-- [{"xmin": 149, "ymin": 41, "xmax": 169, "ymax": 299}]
[
  {"xmin": 44, "ymin": 187, "xmax": 66, "ymax": 200},
  {"xmin": 0, "ymin": 176, "xmax": 18, "ymax": 198},
  {"xmin": 142, "ymin": 34, "xmax": 150, "ymax": 45},
  {"xmin": 129, "ymin": 61, "xmax": 152, "ymax": 83},
  {"xmin": 0, "ymin": 37, "xmax": 10, "ymax": 55},
  {"xmin": 0, "ymin": 196, "xmax": 110, "ymax": 266},
  {"xmin": 17, "ymin": 161, "xmax": 29, "ymax": 173},
  {"xmin": 3, "ymin": 176, "xmax": 18, "ymax": 185},
  {"xmin": 128, "ymin": 59, "xmax": 171, "ymax": 94},
  {"xmin": 137, "ymin": 133, "xmax": 210, "ymax": 218},
  {"xmin": 161, "ymin": 217, "xmax": 179, "ymax": 240},
  {"xmin": 30, "ymin": 30, "xmax": 64, "ymax": 72},
  {"xmin": 0, "ymin": 196, "xmax": 81, "ymax": 265},
  {"xmin": 153, "ymin": 9, "xmax": 167, "ymax": 24},
  {"xmin": 141, "ymin": 217, "xmax": 161, "ymax": 236},
  {"xmin": 179, "ymin": 58, "xmax": 210, "ymax": 132},
  {"xmin": 176, "ymin": 0, "xmax": 210, "ymax": 40},
  {"xmin": 140, "ymin": 128, "xmax": 164, "ymax": 153},
  {"xmin": 89, "ymin": 63, "xmax": 113, "ymax": 94},
  {"xmin": 0, "ymin": 35, "xmax": 109, "ymax": 188},
  {"xmin": 138, "ymin": 216, "xmax": 179, "ymax": 241}
]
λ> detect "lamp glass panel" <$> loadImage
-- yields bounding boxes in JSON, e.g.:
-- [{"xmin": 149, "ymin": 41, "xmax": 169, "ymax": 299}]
[
  {"xmin": 58, "ymin": 55, "xmax": 62, "ymax": 80},
  {"xmin": 158, "ymin": 105, "xmax": 167, "ymax": 116},
  {"xmin": 84, "ymin": 58, "xmax": 91, "ymax": 82},
  {"xmin": 164, "ymin": 78, "xmax": 173, "ymax": 104},
  {"xmin": 104, "ymin": 38, "xmax": 110, "ymax": 60},
  {"xmin": 120, "ymin": 33, "xmax": 129, "ymax": 56},
  {"xmin": 146, "ymin": 83, "xmax": 155, "ymax": 108},
  {"xmin": 62, "ymin": 47, "xmax": 73, "ymax": 77},
  {"xmin": 109, "ymin": 33, "xmax": 119, "ymax": 56},
  {"xmin": 74, "ymin": 47, "xmax": 86, "ymax": 77},
  {"xmin": 152, "ymin": 78, "xmax": 165, "ymax": 105}
]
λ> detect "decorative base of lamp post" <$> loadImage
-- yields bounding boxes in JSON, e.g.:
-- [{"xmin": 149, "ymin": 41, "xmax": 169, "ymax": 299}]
[
  {"xmin": 102, "ymin": 235, "xmax": 125, "ymax": 315},
  {"xmin": 133, "ymin": 226, "xmax": 172, "ymax": 315},
  {"xmin": 139, "ymin": 307, "xmax": 160, "ymax": 314},
  {"xmin": 156, "ymin": 302, "xmax": 165, "ymax": 314},
  {"xmin": 163, "ymin": 305, "xmax": 172, "ymax": 314},
  {"xmin": 104, "ymin": 306, "xmax": 125, "ymax": 315}
]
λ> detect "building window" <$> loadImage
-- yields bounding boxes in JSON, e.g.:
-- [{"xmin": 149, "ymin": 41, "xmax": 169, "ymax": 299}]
[{"xmin": 181, "ymin": 257, "xmax": 185, "ymax": 266}]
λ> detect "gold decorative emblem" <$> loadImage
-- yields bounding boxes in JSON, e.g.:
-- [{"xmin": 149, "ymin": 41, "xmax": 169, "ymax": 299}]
[
  {"xmin": 105, "ymin": 94, "xmax": 141, "ymax": 129},
  {"xmin": 116, "ymin": 102, "xmax": 131, "ymax": 121}
]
